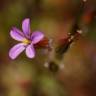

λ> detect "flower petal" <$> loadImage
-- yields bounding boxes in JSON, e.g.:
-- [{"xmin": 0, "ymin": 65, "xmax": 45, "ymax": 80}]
[
  {"xmin": 22, "ymin": 18, "xmax": 30, "ymax": 36},
  {"xmin": 9, "ymin": 43, "xmax": 25, "ymax": 59},
  {"xmin": 10, "ymin": 27, "xmax": 25, "ymax": 41},
  {"xmin": 25, "ymin": 44, "xmax": 35, "ymax": 58},
  {"xmin": 31, "ymin": 31, "xmax": 44, "ymax": 44}
]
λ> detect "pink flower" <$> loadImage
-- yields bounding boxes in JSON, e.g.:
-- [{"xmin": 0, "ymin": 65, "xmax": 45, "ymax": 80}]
[{"xmin": 9, "ymin": 18, "xmax": 44, "ymax": 59}]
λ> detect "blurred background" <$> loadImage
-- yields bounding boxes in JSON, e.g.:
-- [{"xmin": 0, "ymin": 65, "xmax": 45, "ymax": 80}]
[{"xmin": 0, "ymin": 0, "xmax": 96, "ymax": 96}]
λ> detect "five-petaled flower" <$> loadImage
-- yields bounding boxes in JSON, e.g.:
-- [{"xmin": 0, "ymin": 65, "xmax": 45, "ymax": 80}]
[{"xmin": 9, "ymin": 18, "xmax": 44, "ymax": 59}]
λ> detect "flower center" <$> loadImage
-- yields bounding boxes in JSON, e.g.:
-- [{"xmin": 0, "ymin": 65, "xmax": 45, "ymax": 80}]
[{"xmin": 23, "ymin": 39, "xmax": 31, "ymax": 44}]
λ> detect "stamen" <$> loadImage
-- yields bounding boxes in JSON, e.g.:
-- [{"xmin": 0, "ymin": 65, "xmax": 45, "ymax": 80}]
[{"xmin": 23, "ymin": 39, "xmax": 30, "ymax": 44}]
